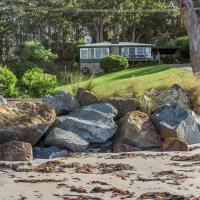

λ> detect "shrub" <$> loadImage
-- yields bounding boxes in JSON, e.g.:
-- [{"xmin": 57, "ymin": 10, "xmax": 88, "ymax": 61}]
[
  {"xmin": 100, "ymin": 55, "xmax": 129, "ymax": 73},
  {"xmin": 13, "ymin": 40, "xmax": 57, "ymax": 78},
  {"xmin": 21, "ymin": 67, "xmax": 58, "ymax": 97},
  {"xmin": 0, "ymin": 66, "xmax": 18, "ymax": 97}
]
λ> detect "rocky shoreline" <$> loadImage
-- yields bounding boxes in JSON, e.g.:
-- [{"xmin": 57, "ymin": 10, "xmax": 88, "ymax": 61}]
[
  {"xmin": 0, "ymin": 85, "xmax": 200, "ymax": 199},
  {"xmin": 0, "ymin": 84, "xmax": 200, "ymax": 161}
]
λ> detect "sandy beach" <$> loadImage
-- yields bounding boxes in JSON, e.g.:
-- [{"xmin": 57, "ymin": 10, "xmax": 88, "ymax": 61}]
[{"xmin": 0, "ymin": 149, "xmax": 200, "ymax": 200}]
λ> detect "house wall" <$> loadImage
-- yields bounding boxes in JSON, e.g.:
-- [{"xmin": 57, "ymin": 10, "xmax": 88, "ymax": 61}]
[{"xmin": 80, "ymin": 45, "xmax": 153, "ymax": 73}]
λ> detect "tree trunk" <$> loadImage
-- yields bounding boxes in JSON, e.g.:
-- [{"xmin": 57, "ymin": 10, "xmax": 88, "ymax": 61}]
[
  {"xmin": 94, "ymin": 18, "xmax": 104, "ymax": 43},
  {"xmin": 177, "ymin": 0, "xmax": 200, "ymax": 75}
]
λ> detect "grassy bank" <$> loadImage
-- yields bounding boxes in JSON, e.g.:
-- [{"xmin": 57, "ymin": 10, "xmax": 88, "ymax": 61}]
[
  {"xmin": 57, "ymin": 64, "xmax": 200, "ymax": 113},
  {"xmin": 58, "ymin": 65, "xmax": 190, "ymax": 96}
]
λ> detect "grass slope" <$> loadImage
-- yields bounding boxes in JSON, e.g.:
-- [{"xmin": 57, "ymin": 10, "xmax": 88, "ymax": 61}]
[{"xmin": 58, "ymin": 65, "xmax": 193, "ymax": 98}]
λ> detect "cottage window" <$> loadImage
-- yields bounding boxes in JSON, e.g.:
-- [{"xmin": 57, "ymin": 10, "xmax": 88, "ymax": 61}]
[
  {"xmin": 80, "ymin": 48, "xmax": 88, "ymax": 59},
  {"xmin": 136, "ymin": 47, "xmax": 144, "ymax": 55},
  {"xmin": 88, "ymin": 48, "xmax": 95, "ymax": 59}
]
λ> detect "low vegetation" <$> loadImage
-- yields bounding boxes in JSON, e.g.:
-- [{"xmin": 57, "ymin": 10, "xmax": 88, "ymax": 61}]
[
  {"xmin": 58, "ymin": 64, "xmax": 200, "ymax": 114},
  {"xmin": 21, "ymin": 68, "xmax": 58, "ymax": 98},
  {"xmin": 0, "ymin": 66, "xmax": 18, "ymax": 97},
  {"xmin": 100, "ymin": 55, "xmax": 129, "ymax": 73}
]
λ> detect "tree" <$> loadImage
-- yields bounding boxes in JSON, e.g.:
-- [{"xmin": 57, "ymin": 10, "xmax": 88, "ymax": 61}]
[{"xmin": 177, "ymin": 0, "xmax": 200, "ymax": 75}]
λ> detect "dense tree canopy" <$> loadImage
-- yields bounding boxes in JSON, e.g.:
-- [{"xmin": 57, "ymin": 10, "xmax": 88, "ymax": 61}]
[{"xmin": 0, "ymin": 0, "xmax": 196, "ymax": 64}]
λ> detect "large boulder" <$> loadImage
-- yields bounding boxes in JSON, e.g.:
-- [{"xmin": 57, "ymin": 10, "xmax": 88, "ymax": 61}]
[
  {"xmin": 0, "ymin": 141, "xmax": 33, "ymax": 161},
  {"xmin": 33, "ymin": 146, "xmax": 68, "ymax": 159},
  {"xmin": 0, "ymin": 95, "xmax": 7, "ymax": 104},
  {"xmin": 151, "ymin": 103, "xmax": 200, "ymax": 145},
  {"xmin": 160, "ymin": 137, "xmax": 189, "ymax": 152},
  {"xmin": 102, "ymin": 96, "xmax": 139, "ymax": 118},
  {"xmin": 0, "ymin": 102, "xmax": 56, "ymax": 146},
  {"xmin": 151, "ymin": 84, "xmax": 191, "ymax": 110},
  {"xmin": 56, "ymin": 103, "xmax": 118, "ymax": 143},
  {"xmin": 113, "ymin": 111, "xmax": 161, "ymax": 152},
  {"xmin": 76, "ymin": 88, "xmax": 98, "ymax": 106},
  {"xmin": 44, "ymin": 128, "xmax": 89, "ymax": 152},
  {"xmin": 42, "ymin": 91, "xmax": 80, "ymax": 115}
]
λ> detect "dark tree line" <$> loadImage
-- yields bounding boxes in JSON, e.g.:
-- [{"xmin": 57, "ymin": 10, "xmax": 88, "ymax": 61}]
[{"xmin": 0, "ymin": 0, "xmax": 192, "ymax": 65}]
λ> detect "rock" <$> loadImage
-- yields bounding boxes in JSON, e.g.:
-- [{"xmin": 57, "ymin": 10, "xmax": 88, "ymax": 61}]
[
  {"xmin": 160, "ymin": 137, "xmax": 189, "ymax": 151},
  {"xmin": 56, "ymin": 103, "xmax": 118, "ymax": 143},
  {"xmin": 151, "ymin": 103, "xmax": 200, "ymax": 145},
  {"xmin": 86, "ymin": 141, "xmax": 113, "ymax": 153},
  {"xmin": 0, "ymin": 141, "xmax": 33, "ymax": 161},
  {"xmin": 102, "ymin": 96, "xmax": 139, "ymax": 118},
  {"xmin": 43, "ymin": 90, "xmax": 80, "ymax": 115},
  {"xmin": 153, "ymin": 84, "xmax": 190, "ymax": 110},
  {"xmin": 0, "ymin": 102, "xmax": 56, "ymax": 146},
  {"xmin": 113, "ymin": 111, "xmax": 161, "ymax": 152},
  {"xmin": 0, "ymin": 95, "xmax": 7, "ymax": 104},
  {"xmin": 113, "ymin": 143, "xmax": 142, "ymax": 153},
  {"xmin": 33, "ymin": 146, "xmax": 68, "ymax": 159},
  {"xmin": 76, "ymin": 88, "xmax": 98, "ymax": 106},
  {"xmin": 44, "ymin": 128, "xmax": 89, "ymax": 152}
]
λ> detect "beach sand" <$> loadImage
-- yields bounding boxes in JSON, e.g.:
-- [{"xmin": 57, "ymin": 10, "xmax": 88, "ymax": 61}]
[{"xmin": 0, "ymin": 149, "xmax": 200, "ymax": 200}]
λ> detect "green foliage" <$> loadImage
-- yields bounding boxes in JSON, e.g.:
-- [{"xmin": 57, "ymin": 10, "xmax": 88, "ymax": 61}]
[
  {"xmin": 11, "ymin": 61, "xmax": 43, "ymax": 78},
  {"xmin": 0, "ymin": 66, "xmax": 18, "ymax": 97},
  {"xmin": 175, "ymin": 36, "xmax": 190, "ymax": 62},
  {"xmin": 21, "ymin": 40, "xmax": 57, "ymax": 63},
  {"xmin": 21, "ymin": 67, "xmax": 58, "ymax": 98},
  {"xmin": 13, "ymin": 40, "xmax": 57, "ymax": 77},
  {"xmin": 100, "ymin": 55, "xmax": 129, "ymax": 73},
  {"xmin": 72, "ymin": 39, "xmax": 86, "ymax": 62}
]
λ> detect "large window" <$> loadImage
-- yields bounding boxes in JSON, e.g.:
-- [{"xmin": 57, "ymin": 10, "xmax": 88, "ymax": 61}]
[
  {"xmin": 80, "ymin": 48, "xmax": 109, "ymax": 59},
  {"xmin": 135, "ymin": 47, "xmax": 152, "ymax": 58}
]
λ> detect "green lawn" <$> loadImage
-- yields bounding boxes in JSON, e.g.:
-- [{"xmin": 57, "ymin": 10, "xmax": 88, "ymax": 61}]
[{"xmin": 57, "ymin": 65, "xmax": 193, "ymax": 98}]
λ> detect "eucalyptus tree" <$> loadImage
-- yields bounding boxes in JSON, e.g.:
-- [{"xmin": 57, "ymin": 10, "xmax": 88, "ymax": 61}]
[{"xmin": 177, "ymin": 0, "xmax": 200, "ymax": 75}]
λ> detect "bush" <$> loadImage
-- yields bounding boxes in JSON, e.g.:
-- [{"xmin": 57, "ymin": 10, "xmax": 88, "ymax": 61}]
[
  {"xmin": 0, "ymin": 66, "xmax": 18, "ymax": 97},
  {"xmin": 13, "ymin": 40, "xmax": 58, "ymax": 78},
  {"xmin": 21, "ymin": 67, "xmax": 58, "ymax": 97},
  {"xmin": 100, "ymin": 55, "xmax": 129, "ymax": 73}
]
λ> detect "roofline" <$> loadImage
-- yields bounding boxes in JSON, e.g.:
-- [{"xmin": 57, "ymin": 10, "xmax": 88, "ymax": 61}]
[{"xmin": 77, "ymin": 43, "xmax": 155, "ymax": 48}]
